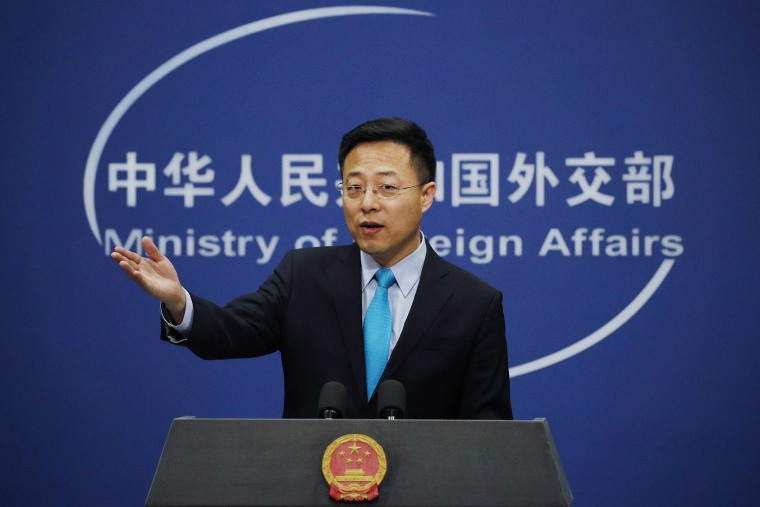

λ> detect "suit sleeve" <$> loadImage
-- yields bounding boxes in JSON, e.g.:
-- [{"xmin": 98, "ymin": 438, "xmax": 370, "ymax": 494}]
[
  {"xmin": 159, "ymin": 250, "xmax": 294, "ymax": 360},
  {"xmin": 456, "ymin": 289, "xmax": 513, "ymax": 419}
]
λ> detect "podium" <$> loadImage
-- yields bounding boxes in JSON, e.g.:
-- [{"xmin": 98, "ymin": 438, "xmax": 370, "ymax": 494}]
[{"xmin": 146, "ymin": 418, "xmax": 572, "ymax": 506}]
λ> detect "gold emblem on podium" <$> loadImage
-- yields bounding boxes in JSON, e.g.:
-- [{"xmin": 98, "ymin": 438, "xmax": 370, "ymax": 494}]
[{"xmin": 322, "ymin": 434, "xmax": 387, "ymax": 502}]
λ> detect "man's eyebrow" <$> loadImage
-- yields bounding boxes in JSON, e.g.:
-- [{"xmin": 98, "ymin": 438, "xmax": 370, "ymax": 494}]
[{"xmin": 345, "ymin": 170, "xmax": 400, "ymax": 178}]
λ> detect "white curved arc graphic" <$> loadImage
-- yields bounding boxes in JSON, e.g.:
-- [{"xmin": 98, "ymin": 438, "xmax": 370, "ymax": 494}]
[
  {"xmin": 509, "ymin": 258, "xmax": 676, "ymax": 378},
  {"xmin": 83, "ymin": 6, "xmax": 433, "ymax": 244},
  {"xmin": 84, "ymin": 6, "xmax": 674, "ymax": 379}
]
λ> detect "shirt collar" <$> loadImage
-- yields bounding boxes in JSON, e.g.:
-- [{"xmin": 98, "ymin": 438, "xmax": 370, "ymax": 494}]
[{"xmin": 360, "ymin": 233, "xmax": 427, "ymax": 298}]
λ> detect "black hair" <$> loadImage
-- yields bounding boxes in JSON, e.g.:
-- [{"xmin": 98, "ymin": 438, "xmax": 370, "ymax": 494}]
[{"xmin": 338, "ymin": 117, "xmax": 436, "ymax": 183}]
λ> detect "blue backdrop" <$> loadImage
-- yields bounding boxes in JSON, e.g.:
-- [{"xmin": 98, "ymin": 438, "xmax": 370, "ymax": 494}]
[{"xmin": 2, "ymin": 1, "xmax": 759, "ymax": 505}]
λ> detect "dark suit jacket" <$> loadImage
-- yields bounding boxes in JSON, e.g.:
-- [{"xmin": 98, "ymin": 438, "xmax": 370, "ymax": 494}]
[{"xmin": 162, "ymin": 242, "xmax": 512, "ymax": 419}]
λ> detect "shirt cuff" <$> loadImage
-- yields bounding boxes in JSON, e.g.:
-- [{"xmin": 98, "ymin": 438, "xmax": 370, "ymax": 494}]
[{"xmin": 160, "ymin": 287, "xmax": 194, "ymax": 343}]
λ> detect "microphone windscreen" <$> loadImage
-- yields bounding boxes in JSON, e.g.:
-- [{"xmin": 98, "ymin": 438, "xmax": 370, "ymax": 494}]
[
  {"xmin": 317, "ymin": 381, "xmax": 347, "ymax": 419},
  {"xmin": 378, "ymin": 379, "xmax": 406, "ymax": 419}
]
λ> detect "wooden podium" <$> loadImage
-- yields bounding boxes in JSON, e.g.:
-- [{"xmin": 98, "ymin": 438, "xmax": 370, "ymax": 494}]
[{"xmin": 146, "ymin": 417, "xmax": 572, "ymax": 506}]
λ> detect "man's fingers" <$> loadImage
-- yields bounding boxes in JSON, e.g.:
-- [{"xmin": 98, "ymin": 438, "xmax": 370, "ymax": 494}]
[
  {"xmin": 111, "ymin": 250, "xmax": 140, "ymax": 272},
  {"xmin": 112, "ymin": 237, "xmax": 178, "ymax": 302},
  {"xmin": 117, "ymin": 259, "xmax": 139, "ymax": 279},
  {"xmin": 142, "ymin": 236, "xmax": 164, "ymax": 263},
  {"xmin": 112, "ymin": 246, "xmax": 142, "ymax": 265}
]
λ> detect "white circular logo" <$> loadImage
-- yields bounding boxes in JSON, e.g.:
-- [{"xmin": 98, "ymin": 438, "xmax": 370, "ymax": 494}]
[{"xmin": 84, "ymin": 6, "xmax": 677, "ymax": 378}]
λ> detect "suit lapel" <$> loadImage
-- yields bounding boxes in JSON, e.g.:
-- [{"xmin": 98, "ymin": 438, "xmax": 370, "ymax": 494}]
[
  {"xmin": 381, "ymin": 245, "xmax": 453, "ymax": 382},
  {"xmin": 326, "ymin": 244, "xmax": 368, "ymax": 404}
]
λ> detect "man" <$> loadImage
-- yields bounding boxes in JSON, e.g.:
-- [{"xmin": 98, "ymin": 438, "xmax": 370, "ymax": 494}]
[{"xmin": 112, "ymin": 118, "xmax": 512, "ymax": 419}]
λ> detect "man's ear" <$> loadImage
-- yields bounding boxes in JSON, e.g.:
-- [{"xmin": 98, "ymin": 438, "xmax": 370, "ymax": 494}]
[{"xmin": 420, "ymin": 182, "xmax": 436, "ymax": 212}]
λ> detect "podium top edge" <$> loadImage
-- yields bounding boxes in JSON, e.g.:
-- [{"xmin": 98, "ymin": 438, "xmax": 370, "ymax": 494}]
[{"xmin": 169, "ymin": 417, "xmax": 551, "ymax": 424}]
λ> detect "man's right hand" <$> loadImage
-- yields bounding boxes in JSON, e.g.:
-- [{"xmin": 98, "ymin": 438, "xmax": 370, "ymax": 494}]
[{"xmin": 111, "ymin": 236, "xmax": 186, "ymax": 323}]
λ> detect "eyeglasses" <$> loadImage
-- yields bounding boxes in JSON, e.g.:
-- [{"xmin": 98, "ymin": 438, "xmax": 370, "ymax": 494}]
[{"xmin": 336, "ymin": 182, "xmax": 425, "ymax": 200}]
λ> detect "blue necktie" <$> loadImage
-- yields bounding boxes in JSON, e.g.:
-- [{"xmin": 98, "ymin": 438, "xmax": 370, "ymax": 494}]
[{"xmin": 364, "ymin": 268, "xmax": 396, "ymax": 399}]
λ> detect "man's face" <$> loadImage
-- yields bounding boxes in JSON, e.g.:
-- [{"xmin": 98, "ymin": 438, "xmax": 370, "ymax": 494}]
[{"xmin": 341, "ymin": 140, "xmax": 436, "ymax": 267}]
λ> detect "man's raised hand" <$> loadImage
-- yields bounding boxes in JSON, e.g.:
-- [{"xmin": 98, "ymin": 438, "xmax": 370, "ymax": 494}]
[{"xmin": 111, "ymin": 236, "xmax": 186, "ymax": 323}]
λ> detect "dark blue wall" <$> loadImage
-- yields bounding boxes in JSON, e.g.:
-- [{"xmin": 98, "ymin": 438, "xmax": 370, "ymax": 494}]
[{"xmin": 2, "ymin": 1, "xmax": 759, "ymax": 505}]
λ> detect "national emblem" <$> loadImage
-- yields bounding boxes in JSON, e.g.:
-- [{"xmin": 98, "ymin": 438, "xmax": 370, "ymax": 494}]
[{"xmin": 322, "ymin": 434, "xmax": 387, "ymax": 502}]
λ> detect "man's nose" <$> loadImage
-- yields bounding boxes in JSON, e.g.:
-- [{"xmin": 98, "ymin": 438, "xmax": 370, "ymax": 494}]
[{"xmin": 360, "ymin": 187, "xmax": 380, "ymax": 211}]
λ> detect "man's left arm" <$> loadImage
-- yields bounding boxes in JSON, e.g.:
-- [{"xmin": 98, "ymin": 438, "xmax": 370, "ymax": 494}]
[{"xmin": 457, "ymin": 290, "xmax": 513, "ymax": 419}]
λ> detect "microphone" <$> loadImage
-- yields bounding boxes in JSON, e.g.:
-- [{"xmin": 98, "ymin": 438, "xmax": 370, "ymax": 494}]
[
  {"xmin": 317, "ymin": 381, "xmax": 347, "ymax": 419},
  {"xmin": 377, "ymin": 380, "xmax": 405, "ymax": 420}
]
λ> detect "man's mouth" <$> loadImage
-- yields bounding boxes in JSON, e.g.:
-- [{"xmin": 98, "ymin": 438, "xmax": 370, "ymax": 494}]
[{"xmin": 360, "ymin": 221, "xmax": 384, "ymax": 232}]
